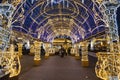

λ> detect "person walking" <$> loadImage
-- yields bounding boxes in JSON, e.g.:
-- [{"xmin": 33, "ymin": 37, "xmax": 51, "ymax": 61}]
[{"xmin": 59, "ymin": 46, "xmax": 65, "ymax": 58}]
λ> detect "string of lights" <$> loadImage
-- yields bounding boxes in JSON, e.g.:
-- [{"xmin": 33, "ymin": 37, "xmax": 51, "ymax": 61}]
[{"xmin": 12, "ymin": 0, "xmax": 106, "ymax": 43}]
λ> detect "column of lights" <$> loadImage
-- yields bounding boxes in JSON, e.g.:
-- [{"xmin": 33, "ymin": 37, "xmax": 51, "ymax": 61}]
[
  {"xmin": 9, "ymin": 44, "xmax": 21, "ymax": 77},
  {"xmin": 34, "ymin": 41, "xmax": 41, "ymax": 65},
  {"xmin": 94, "ymin": 0, "xmax": 120, "ymax": 80},
  {"xmin": 0, "ymin": 0, "xmax": 23, "ymax": 78},
  {"xmin": 74, "ymin": 43, "xmax": 80, "ymax": 60},
  {"xmin": 45, "ymin": 43, "xmax": 51, "ymax": 59}
]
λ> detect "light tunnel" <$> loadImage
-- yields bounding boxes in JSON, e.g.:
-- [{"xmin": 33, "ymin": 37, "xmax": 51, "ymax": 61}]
[
  {"xmin": 12, "ymin": 0, "xmax": 107, "ymax": 43},
  {"xmin": 0, "ymin": 0, "xmax": 120, "ymax": 80}
]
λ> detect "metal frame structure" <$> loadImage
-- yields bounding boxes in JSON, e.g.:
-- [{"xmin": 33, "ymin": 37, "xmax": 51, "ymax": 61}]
[
  {"xmin": 0, "ymin": 0, "xmax": 120, "ymax": 80},
  {"xmin": 12, "ymin": 0, "xmax": 106, "ymax": 43}
]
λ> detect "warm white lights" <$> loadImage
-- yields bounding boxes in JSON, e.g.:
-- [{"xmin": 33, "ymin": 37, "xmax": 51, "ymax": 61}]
[
  {"xmin": 34, "ymin": 41, "xmax": 41, "ymax": 61},
  {"xmin": 0, "ymin": 0, "xmax": 22, "ymax": 78},
  {"xmin": 94, "ymin": 0, "xmax": 120, "ymax": 80},
  {"xmin": 95, "ymin": 52, "xmax": 120, "ymax": 80}
]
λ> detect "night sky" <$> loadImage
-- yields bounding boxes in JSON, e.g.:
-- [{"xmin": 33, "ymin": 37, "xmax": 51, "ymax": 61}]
[{"xmin": 117, "ymin": 7, "xmax": 120, "ymax": 36}]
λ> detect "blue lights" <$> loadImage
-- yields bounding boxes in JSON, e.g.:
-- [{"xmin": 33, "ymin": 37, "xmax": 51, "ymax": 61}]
[
  {"xmin": 11, "ymin": 0, "xmax": 106, "ymax": 43},
  {"xmin": 52, "ymin": 0, "xmax": 63, "ymax": 4}
]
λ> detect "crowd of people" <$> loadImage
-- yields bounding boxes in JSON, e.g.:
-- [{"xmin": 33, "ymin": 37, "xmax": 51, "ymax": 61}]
[
  {"xmin": 55, "ymin": 46, "xmax": 73, "ymax": 58},
  {"xmin": 14, "ymin": 43, "xmax": 78, "ymax": 58},
  {"xmin": 59, "ymin": 46, "xmax": 66, "ymax": 57},
  {"xmin": 14, "ymin": 43, "xmax": 46, "ymax": 56}
]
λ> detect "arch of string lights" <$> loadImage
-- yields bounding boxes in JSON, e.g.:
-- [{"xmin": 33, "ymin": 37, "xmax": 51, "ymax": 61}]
[{"xmin": 11, "ymin": 0, "xmax": 107, "ymax": 43}]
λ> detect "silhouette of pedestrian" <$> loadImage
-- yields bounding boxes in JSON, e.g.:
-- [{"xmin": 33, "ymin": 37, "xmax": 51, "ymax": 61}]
[{"xmin": 59, "ymin": 46, "xmax": 65, "ymax": 58}]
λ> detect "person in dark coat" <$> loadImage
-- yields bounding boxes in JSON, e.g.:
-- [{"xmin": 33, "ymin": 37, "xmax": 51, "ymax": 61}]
[
  {"xmin": 67, "ymin": 47, "xmax": 72, "ymax": 55},
  {"xmin": 41, "ymin": 46, "xmax": 45, "ymax": 56},
  {"xmin": 59, "ymin": 46, "xmax": 65, "ymax": 58}
]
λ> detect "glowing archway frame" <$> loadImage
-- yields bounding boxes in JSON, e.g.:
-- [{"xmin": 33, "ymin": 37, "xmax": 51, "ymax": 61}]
[
  {"xmin": 35, "ymin": 17, "xmax": 86, "ymax": 43},
  {"xmin": 93, "ymin": 0, "xmax": 120, "ymax": 54},
  {"xmin": 12, "ymin": 0, "xmax": 106, "ymax": 43},
  {"xmin": 0, "ymin": 3, "xmax": 15, "ymax": 51},
  {"xmin": 93, "ymin": 0, "xmax": 120, "ymax": 80},
  {"xmin": 0, "ymin": 0, "xmax": 23, "ymax": 78},
  {"xmin": 46, "ymin": 18, "xmax": 85, "ymax": 42}
]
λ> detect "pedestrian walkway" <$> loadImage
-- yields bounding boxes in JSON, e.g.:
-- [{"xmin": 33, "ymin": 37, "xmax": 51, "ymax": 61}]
[{"xmin": 19, "ymin": 55, "xmax": 101, "ymax": 80}]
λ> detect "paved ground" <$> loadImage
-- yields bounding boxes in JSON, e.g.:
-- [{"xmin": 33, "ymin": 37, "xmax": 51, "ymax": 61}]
[{"xmin": 19, "ymin": 55, "xmax": 101, "ymax": 80}]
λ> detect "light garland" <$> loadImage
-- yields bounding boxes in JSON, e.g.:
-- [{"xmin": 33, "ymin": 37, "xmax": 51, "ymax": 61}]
[
  {"xmin": 0, "ymin": 0, "xmax": 22, "ymax": 78},
  {"xmin": 94, "ymin": 0, "xmax": 120, "ymax": 80},
  {"xmin": 0, "ymin": 45, "xmax": 21, "ymax": 78},
  {"xmin": 34, "ymin": 41, "xmax": 41, "ymax": 61},
  {"xmin": 31, "ymin": 0, "xmax": 66, "ymax": 5}
]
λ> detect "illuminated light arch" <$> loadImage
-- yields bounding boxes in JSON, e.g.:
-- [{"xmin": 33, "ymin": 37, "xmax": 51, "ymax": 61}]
[
  {"xmin": 51, "ymin": 0, "xmax": 64, "ymax": 4},
  {"xmin": 12, "ymin": 0, "xmax": 107, "ymax": 43}
]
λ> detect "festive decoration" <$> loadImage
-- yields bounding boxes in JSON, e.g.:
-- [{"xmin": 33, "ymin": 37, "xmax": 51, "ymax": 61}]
[
  {"xmin": 34, "ymin": 41, "xmax": 41, "ymax": 65},
  {"xmin": 0, "ymin": 0, "xmax": 120, "ymax": 79},
  {"xmin": 95, "ymin": 52, "xmax": 120, "ymax": 80},
  {"xmin": 44, "ymin": 43, "xmax": 51, "ymax": 59},
  {"xmin": 81, "ymin": 41, "xmax": 89, "ymax": 67},
  {"xmin": 94, "ymin": 0, "xmax": 120, "ymax": 80},
  {"xmin": 49, "ymin": 47, "xmax": 55, "ymax": 56},
  {"xmin": 30, "ymin": 44, "xmax": 35, "ymax": 56},
  {"xmin": 70, "ymin": 47, "xmax": 76, "ymax": 56},
  {"xmin": 17, "ymin": 43, "xmax": 23, "ymax": 58},
  {"xmin": 12, "ymin": 0, "xmax": 106, "ymax": 43},
  {"xmin": 9, "ymin": 44, "xmax": 21, "ymax": 77},
  {"xmin": 74, "ymin": 43, "xmax": 80, "ymax": 60},
  {"xmin": 0, "ymin": 44, "xmax": 21, "ymax": 78},
  {"xmin": 0, "ymin": 0, "xmax": 22, "ymax": 78}
]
